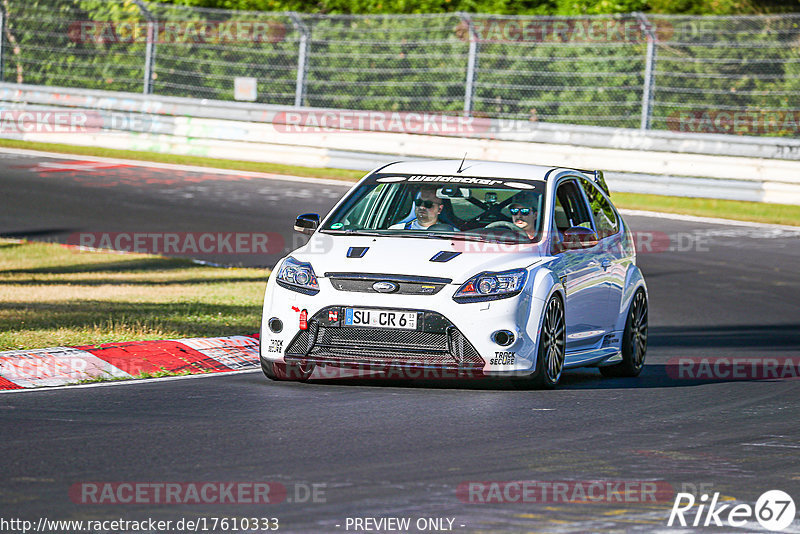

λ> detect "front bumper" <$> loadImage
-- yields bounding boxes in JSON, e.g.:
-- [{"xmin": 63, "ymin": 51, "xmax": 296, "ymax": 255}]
[
  {"xmin": 283, "ymin": 306, "xmax": 485, "ymax": 372},
  {"xmin": 260, "ymin": 269, "xmax": 544, "ymax": 375}
]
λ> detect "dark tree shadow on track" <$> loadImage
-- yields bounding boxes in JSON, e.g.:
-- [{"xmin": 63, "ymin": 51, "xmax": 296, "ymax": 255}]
[
  {"xmin": 0, "ymin": 228, "xmax": 77, "ymax": 239},
  {"xmin": 0, "ymin": 258, "xmax": 199, "ymax": 275},
  {"xmin": 281, "ymin": 323, "xmax": 800, "ymax": 391},
  {"xmin": 648, "ymin": 324, "xmax": 800, "ymax": 351},
  {"xmin": 279, "ymin": 362, "xmax": 791, "ymax": 391}
]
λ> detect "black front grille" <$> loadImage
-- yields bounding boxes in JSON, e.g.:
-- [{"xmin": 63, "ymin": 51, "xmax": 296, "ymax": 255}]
[
  {"xmin": 326, "ymin": 273, "xmax": 451, "ymax": 296},
  {"xmin": 318, "ymin": 326, "xmax": 446, "ymax": 351},
  {"xmin": 285, "ymin": 306, "xmax": 484, "ymax": 370}
]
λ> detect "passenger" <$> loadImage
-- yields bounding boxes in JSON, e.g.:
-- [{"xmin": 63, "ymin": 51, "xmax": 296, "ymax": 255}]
[
  {"xmin": 390, "ymin": 186, "xmax": 457, "ymax": 231},
  {"xmin": 508, "ymin": 192, "xmax": 539, "ymax": 240}
]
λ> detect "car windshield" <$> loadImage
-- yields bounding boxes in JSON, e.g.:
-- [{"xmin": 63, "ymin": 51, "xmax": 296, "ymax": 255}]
[{"xmin": 320, "ymin": 173, "xmax": 546, "ymax": 243}]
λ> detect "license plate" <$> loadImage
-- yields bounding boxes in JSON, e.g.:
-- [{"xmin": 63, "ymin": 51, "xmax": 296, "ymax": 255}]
[{"xmin": 344, "ymin": 308, "xmax": 417, "ymax": 330}]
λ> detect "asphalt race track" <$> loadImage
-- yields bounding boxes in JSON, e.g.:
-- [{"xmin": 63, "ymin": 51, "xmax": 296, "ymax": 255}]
[{"xmin": 1, "ymin": 151, "xmax": 800, "ymax": 533}]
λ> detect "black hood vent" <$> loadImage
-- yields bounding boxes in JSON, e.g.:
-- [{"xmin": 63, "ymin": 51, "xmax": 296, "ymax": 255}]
[
  {"xmin": 430, "ymin": 251, "xmax": 461, "ymax": 263},
  {"xmin": 347, "ymin": 247, "xmax": 369, "ymax": 258}
]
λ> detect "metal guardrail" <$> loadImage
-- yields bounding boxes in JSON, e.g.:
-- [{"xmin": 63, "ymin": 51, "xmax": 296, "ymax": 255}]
[
  {"xmin": 1, "ymin": 83, "xmax": 799, "ymax": 205},
  {"xmin": 1, "ymin": 2, "xmax": 799, "ymax": 136},
  {"xmin": 2, "ymin": 83, "xmax": 799, "ymax": 161}
]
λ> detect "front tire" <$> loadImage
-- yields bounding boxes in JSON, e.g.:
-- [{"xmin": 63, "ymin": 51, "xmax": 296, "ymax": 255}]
[
  {"xmin": 600, "ymin": 288, "xmax": 648, "ymax": 378},
  {"xmin": 514, "ymin": 294, "xmax": 565, "ymax": 389}
]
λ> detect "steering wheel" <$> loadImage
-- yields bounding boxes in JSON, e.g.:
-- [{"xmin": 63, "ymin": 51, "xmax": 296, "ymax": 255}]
[{"xmin": 485, "ymin": 221, "xmax": 526, "ymax": 235}]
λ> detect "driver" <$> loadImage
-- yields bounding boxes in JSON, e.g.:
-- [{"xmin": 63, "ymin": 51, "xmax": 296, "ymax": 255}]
[
  {"xmin": 390, "ymin": 186, "xmax": 457, "ymax": 231},
  {"xmin": 508, "ymin": 192, "xmax": 539, "ymax": 239}
]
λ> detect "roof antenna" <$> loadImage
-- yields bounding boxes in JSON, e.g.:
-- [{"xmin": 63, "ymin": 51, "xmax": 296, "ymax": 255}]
[{"xmin": 456, "ymin": 153, "xmax": 467, "ymax": 173}]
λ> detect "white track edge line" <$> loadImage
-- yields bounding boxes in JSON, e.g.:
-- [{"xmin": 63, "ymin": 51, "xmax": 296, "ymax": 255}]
[
  {"xmin": 0, "ymin": 146, "xmax": 356, "ymax": 187},
  {"xmin": 0, "ymin": 368, "xmax": 261, "ymax": 394}
]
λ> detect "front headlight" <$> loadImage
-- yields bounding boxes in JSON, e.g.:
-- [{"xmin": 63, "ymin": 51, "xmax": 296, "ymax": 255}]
[
  {"xmin": 453, "ymin": 268, "xmax": 527, "ymax": 302},
  {"xmin": 275, "ymin": 257, "xmax": 320, "ymax": 295}
]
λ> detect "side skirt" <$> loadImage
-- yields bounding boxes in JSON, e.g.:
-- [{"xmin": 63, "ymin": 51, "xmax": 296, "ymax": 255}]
[{"xmin": 564, "ymin": 347, "xmax": 622, "ymax": 369}]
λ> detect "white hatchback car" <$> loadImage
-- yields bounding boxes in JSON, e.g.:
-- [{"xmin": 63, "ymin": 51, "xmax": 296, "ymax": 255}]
[{"xmin": 260, "ymin": 160, "xmax": 648, "ymax": 388}]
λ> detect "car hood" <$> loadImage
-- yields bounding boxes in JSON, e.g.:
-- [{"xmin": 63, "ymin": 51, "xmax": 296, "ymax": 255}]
[{"xmin": 291, "ymin": 233, "xmax": 545, "ymax": 284}]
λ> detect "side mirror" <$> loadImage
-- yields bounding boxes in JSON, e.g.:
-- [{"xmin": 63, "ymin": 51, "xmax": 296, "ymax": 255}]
[
  {"xmin": 562, "ymin": 226, "xmax": 598, "ymax": 249},
  {"xmin": 294, "ymin": 213, "xmax": 320, "ymax": 235}
]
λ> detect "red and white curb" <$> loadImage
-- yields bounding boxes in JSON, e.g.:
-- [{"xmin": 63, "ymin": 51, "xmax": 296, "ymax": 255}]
[{"xmin": 0, "ymin": 335, "xmax": 260, "ymax": 390}]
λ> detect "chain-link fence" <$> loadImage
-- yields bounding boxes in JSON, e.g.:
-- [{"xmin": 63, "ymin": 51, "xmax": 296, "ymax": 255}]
[{"xmin": 2, "ymin": 1, "xmax": 799, "ymax": 136}]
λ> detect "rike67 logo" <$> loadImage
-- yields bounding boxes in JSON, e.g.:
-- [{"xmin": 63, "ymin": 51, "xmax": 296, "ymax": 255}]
[{"xmin": 667, "ymin": 490, "xmax": 796, "ymax": 531}]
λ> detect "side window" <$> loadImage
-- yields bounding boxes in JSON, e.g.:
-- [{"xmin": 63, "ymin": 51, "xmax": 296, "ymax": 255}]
[
  {"xmin": 580, "ymin": 178, "xmax": 619, "ymax": 239},
  {"xmin": 555, "ymin": 180, "xmax": 592, "ymax": 230},
  {"xmin": 551, "ymin": 180, "xmax": 593, "ymax": 254}
]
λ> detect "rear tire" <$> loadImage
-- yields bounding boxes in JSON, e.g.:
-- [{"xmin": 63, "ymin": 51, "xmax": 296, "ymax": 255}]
[
  {"xmin": 599, "ymin": 288, "xmax": 648, "ymax": 378},
  {"xmin": 513, "ymin": 294, "xmax": 565, "ymax": 390}
]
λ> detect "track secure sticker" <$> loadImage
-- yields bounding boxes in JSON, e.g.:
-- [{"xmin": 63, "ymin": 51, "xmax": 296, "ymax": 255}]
[
  {"xmin": 491, "ymin": 352, "xmax": 516, "ymax": 365},
  {"xmin": 267, "ymin": 339, "xmax": 284, "ymax": 353}
]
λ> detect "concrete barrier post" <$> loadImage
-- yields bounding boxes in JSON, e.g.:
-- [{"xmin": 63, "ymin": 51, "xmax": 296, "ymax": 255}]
[
  {"xmin": 459, "ymin": 13, "xmax": 478, "ymax": 117},
  {"xmin": 635, "ymin": 12, "xmax": 657, "ymax": 131},
  {"xmin": 133, "ymin": 0, "xmax": 157, "ymax": 95},
  {"xmin": 289, "ymin": 12, "xmax": 310, "ymax": 108},
  {"xmin": 0, "ymin": 5, "xmax": 6, "ymax": 83}
]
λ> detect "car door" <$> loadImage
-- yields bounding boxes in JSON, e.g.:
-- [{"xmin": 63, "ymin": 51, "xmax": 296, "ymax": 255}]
[
  {"xmin": 579, "ymin": 178, "xmax": 625, "ymax": 333},
  {"xmin": 548, "ymin": 179, "xmax": 609, "ymax": 353}
]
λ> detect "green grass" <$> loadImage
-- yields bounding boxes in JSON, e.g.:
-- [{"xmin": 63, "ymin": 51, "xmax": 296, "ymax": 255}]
[
  {"xmin": 77, "ymin": 367, "xmax": 197, "ymax": 384},
  {"xmin": 1, "ymin": 137, "xmax": 798, "ymax": 226},
  {"xmin": 612, "ymin": 192, "xmax": 800, "ymax": 227},
  {"xmin": 0, "ymin": 239, "xmax": 267, "ymax": 351}
]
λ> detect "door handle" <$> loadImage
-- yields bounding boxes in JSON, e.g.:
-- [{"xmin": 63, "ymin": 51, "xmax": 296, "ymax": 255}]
[{"xmin": 601, "ymin": 259, "xmax": 612, "ymax": 270}]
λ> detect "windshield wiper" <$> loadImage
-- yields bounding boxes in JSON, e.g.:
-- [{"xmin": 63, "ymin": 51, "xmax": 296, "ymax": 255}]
[
  {"xmin": 427, "ymin": 233, "xmax": 484, "ymax": 241},
  {"xmin": 325, "ymin": 229, "xmax": 384, "ymax": 237}
]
